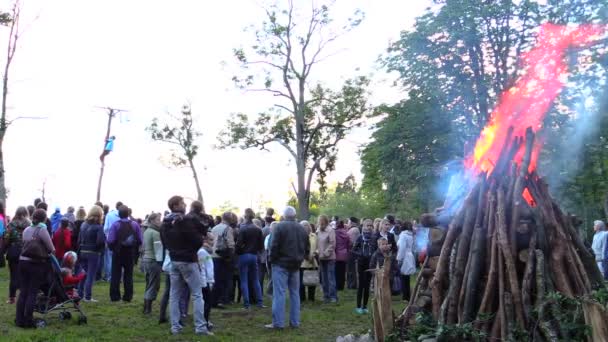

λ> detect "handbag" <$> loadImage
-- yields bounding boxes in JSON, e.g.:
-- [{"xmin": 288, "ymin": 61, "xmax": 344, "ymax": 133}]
[
  {"xmin": 391, "ymin": 273, "xmax": 402, "ymax": 295},
  {"xmin": 303, "ymin": 268, "xmax": 320, "ymax": 286},
  {"xmin": 21, "ymin": 227, "xmax": 49, "ymax": 260}
]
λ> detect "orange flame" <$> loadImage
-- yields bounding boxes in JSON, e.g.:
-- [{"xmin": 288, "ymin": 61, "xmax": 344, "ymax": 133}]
[
  {"xmin": 465, "ymin": 24, "xmax": 605, "ymax": 176},
  {"xmin": 522, "ymin": 187, "xmax": 536, "ymax": 207}
]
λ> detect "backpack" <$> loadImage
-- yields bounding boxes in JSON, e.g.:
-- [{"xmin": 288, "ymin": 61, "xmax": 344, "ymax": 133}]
[
  {"xmin": 215, "ymin": 226, "xmax": 232, "ymax": 258},
  {"xmin": 117, "ymin": 221, "xmax": 137, "ymax": 249}
]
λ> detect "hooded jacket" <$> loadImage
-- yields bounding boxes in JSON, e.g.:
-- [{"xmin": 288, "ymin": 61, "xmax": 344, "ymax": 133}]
[
  {"xmin": 160, "ymin": 212, "xmax": 204, "ymax": 263},
  {"xmin": 334, "ymin": 227, "xmax": 351, "ymax": 262}
]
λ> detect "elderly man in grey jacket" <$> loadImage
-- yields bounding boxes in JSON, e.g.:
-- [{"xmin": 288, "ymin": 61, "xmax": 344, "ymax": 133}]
[{"xmin": 265, "ymin": 206, "xmax": 309, "ymax": 330}]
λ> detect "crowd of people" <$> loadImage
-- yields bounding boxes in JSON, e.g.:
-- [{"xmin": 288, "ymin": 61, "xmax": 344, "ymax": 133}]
[{"xmin": 0, "ymin": 196, "xmax": 424, "ymax": 335}]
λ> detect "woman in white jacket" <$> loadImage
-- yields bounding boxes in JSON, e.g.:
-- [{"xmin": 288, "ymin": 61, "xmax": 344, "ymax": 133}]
[{"xmin": 396, "ymin": 221, "xmax": 416, "ymax": 302}]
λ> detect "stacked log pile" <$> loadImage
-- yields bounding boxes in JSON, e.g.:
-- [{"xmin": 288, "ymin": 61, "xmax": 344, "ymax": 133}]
[{"xmin": 399, "ymin": 127, "xmax": 608, "ymax": 341}]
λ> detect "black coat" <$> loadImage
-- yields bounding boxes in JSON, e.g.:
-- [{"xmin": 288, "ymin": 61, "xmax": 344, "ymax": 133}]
[
  {"xmin": 269, "ymin": 220, "xmax": 310, "ymax": 271},
  {"xmin": 160, "ymin": 212, "xmax": 204, "ymax": 263}
]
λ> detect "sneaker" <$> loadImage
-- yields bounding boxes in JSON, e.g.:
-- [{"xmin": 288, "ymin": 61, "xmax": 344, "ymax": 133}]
[
  {"xmin": 330, "ymin": 299, "xmax": 338, "ymax": 304},
  {"xmin": 257, "ymin": 304, "xmax": 267, "ymax": 309},
  {"xmin": 264, "ymin": 324, "xmax": 283, "ymax": 330},
  {"xmin": 362, "ymin": 308, "xmax": 369, "ymax": 314},
  {"xmin": 355, "ymin": 308, "xmax": 364, "ymax": 315},
  {"xmin": 83, "ymin": 298, "xmax": 98, "ymax": 303},
  {"xmin": 207, "ymin": 321, "xmax": 214, "ymax": 330},
  {"xmin": 196, "ymin": 330, "xmax": 214, "ymax": 336}
]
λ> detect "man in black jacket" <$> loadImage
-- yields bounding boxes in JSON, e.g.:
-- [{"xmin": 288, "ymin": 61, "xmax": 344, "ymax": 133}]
[
  {"xmin": 265, "ymin": 206, "xmax": 309, "ymax": 329},
  {"xmin": 160, "ymin": 196, "xmax": 212, "ymax": 336},
  {"xmin": 236, "ymin": 208, "xmax": 265, "ymax": 309}
]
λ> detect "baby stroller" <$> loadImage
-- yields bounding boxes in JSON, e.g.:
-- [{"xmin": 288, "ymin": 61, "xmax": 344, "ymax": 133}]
[{"xmin": 33, "ymin": 255, "xmax": 87, "ymax": 327}]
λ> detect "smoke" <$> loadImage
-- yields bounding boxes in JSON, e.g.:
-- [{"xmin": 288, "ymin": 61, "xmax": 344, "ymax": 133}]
[{"xmin": 541, "ymin": 83, "xmax": 606, "ymax": 200}]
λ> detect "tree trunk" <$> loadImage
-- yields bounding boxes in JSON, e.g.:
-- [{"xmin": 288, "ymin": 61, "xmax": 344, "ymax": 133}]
[{"xmin": 188, "ymin": 158, "xmax": 205, "ymax": 212}]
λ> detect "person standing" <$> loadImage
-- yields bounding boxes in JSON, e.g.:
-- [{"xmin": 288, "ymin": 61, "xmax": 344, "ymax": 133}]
[
  {"xmin": 334, "ymin": 220, "xmax": 351, "ymax": 291},
  {"xmin": 592, "ymin": 220, "xmax": 608, "ymax": 275},
  {"xmin": 352, "ymin": 219, "xmax": 376, "ymax": 314},
  {"xmin": 142, "ymin": 213, "xmax": 164, "ymax": 314},
  {"xmin": 299, "ymin": 220, "xmax": 318, "ymax": 303},
  {"xmin": 107, "ymin": 205, "xmax": 142, "ymax": 302},
  {"xmin": 78, "ymin": 205, "xmax": 106, "ymax": 302},
  {"xmin": 15, "ymin": 209, "xmax": 55, "ymax": 328},
  {"xmin": 396, "ymin": 221, "xmax": 416, "ymax": 302},
  {"xmin": 72, "ymin": 206, "xmax": 87, "ymax": 252},
  {"xmin": 346, "ymin": 217, "xmax": 360, "ymax": 290},
  {"xmin": 52, "ymin": 218, "xmax": 72, "ymax": 262},
  {"xmin": 3, "ymin": 207, "xmax": 30, "ymax": 304},
  {"xmin": 265, "ymin": 206, "xmax": 309, "ymax": 330},
  {"xmin": 236, "ymin": 208, "xmax": 265, "ymax": 309},
  {"xmin": 210, "ymin": 212, "xmax": 235, "ymax": 308},
  {"xmin": 103, "ymin": 201, "xmax": 123, "ymax": 282},
  {"xmin": 317, "ymin": 215, "xmax": 337, "ymax": 303},
  {"xmin": 160, "ymin": 195, "xmax": 212, "ymax": 336}
]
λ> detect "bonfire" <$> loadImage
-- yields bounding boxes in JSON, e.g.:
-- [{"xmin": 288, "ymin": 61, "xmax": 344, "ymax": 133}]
[{"xmin": 396, "ymin": 24, "xmax": 608, "ymax": 341}]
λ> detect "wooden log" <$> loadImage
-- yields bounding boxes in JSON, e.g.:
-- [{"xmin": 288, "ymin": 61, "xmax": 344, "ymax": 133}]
[
  {"xmin": 430, "ymin": 199, "xmax": 467, "ymax": 319},
  {"xmin": 461, "ymin": 174, "xmax": 488, "ymax": 323},
  {"xmin": 504, "ymin": 292, "xmax": 515, "ymax": 341},
  {"xmin": 416, "ymin": 295, "xmax": 432, "ymax": 309},
  {"xmin": 583, "ymin": 301, "xmax": 608, "ymax": 342},
  {"xmin": 522, "ymin": 232, "xmax": 537, "ymax": 325},
  {"xmin": 446, "ymin": 188, "xmax": 480, "ymax": 324},
  {"xmin": 498, "ymin": 249, "xmax": 506, "ymax": 340},
  {"xmin": 510, "ymin": 127, "xmax": 535, "ymax": 263},
  {"xmin": 517, "ymin": 222, "xmax": 531, "ymax": 235},
  {"xmin": 426, "ymin": 241, "xmax": 443, "ymax": 258},
  {"xmin": 496, "ymin": 188, "xmax": 526, "ymax": 328},
  {"xmin": 477, "ymin": 231, "xmax": 498, "ymax": 333},
  {"xmin": 518, "ymin": 249, "xmax": 530, "ymax": 263}
]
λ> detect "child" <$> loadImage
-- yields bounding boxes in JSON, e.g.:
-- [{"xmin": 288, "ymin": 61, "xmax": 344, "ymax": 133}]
[
  {"xmin": 369, "ymin": 237, "xmax": 398, "ymax": 286},
  {"xmin": 198, "ymin": 241, "xmax": 215, "ymax": 331},
  {"xmin": 61, "ymin": 251, "xmax": 86, "ymax": 300},
  {"xmin": 351, "ymin": 219, "xmax": 377, "ymax": 314}
]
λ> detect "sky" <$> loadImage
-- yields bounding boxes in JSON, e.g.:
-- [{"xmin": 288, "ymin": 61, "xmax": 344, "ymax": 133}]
[{"xmin": 0, "ymin": 0, "xmax": 431, "ymax": 217}]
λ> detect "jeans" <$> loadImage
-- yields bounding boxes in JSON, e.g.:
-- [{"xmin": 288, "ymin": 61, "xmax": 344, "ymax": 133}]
[
  {"xmin": 8, "ymin": 257, "xmax": 19, "ymax": 298},
  {"xmin": 104, "ymin": 245, "xmax": 113, "ymax": 281},
  {"xmin": 79, "ymin": 252, "xmax": 100, "ymax": 300},
  {"xmin": 110, "ymin": 248, "xmax": 134, "ymax": 302},
  {"xmin": 259, "ymin": 262, "xmax": 268, "ymax": 295},
  {"xmin": 356, "ymin": 259, "xmax": 371, "ymax": 309},
  {"xmin": 143, "ymin": 260, "xmax": 162, "ymax": 301},
  {"xmin": 335, "ymin": 260, "xmax": 347, "ymax": 291},
  {"xmin": 170, "ymin": 261, "xmax": 207, "ymax": 334},
  {"xmin": 271, "ymin": 264, "xmax": 300, "ymax": 328},
  {"xmin": 202, "ymin": 286, "xmax": 211, "ymax": 323},
  {"xmin": 238, "ymin": 253, "xmax": 263, "ymax": 308},
  {"xmin": 16, "ymin": 260, "xmax": 49, "ymax": 327},
  {"xmin": 320, "ymin": 260, "xmax": 337, "ymax": 301}
]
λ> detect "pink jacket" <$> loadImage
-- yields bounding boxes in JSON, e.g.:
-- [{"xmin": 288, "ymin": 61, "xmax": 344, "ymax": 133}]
[{"xmin": 334, "ymin": 228, "xmax": 351, "ymax": 262}]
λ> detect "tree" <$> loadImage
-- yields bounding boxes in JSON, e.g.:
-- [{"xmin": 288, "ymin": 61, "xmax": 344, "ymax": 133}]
[
  {"xmin": 147, "ymin": 104, "xmax": 205, "ymax": 211},
  {"xmin": 217, "ymin": 0, "xmax": 370, "ymax": 219},
  {"xmin": 0, "ymin": 2, "xmax": 20, "ymax": 203}
]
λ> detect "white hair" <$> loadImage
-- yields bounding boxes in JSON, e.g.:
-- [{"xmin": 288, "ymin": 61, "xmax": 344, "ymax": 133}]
[
  {"xmin": 282, "ymin": 206, "xmax": 297, "ymax": 219},
  {"xmin": 595, "ymin": 220, "xmax": 606, "ymax": 230}
]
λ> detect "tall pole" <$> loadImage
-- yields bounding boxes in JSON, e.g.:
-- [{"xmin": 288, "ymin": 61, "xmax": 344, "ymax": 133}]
[{"xmin": 96, "ymin": 107, "xmax": 125, "ymax": 202}]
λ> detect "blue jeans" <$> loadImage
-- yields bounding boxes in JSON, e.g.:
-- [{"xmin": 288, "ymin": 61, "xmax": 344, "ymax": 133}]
[
  {"xmin": 170, "ymin": 262, "xmax": 207, "ymax": 334},
  {"xmin": 238, "ymin": 253, "xmax": 263, "ymax": 308},
  {"xmin": 79, "ymin": 252, "xmax": 100, "ymax": 300},
  {"xmin": 320, "ymin": 260, "xmax": 337, "ymax": 301},
  {"xmin": 271, "ymin": 265, "xmax": 300, "ymax": 328},
  {"xmin": 104, "ymin": 245, "xmax": 113, "ymax": 281}
]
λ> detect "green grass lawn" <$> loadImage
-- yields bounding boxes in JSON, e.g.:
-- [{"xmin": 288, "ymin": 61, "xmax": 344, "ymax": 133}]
[{"xmin": 0, "ymin": 265, "xmax": 408, "ymax": 342}]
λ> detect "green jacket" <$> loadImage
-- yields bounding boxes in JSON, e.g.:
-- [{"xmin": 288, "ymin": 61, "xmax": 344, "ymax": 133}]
[{"xmin": 142, "ymin": 223, "xmax": 162, "ymax": 262}]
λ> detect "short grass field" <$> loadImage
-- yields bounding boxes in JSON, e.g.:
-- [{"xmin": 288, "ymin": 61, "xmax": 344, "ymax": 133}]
[{"xmin": 0, "ymin": 265, "xmax": 409, "ymax": 342}]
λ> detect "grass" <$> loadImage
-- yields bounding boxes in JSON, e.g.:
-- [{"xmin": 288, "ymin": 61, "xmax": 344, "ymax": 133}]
[{"xmin": 0, "ymin": 265, "xmax": 409, "ymax": 342}]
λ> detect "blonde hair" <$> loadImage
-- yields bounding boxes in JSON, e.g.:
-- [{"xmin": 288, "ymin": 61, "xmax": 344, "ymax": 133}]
[
  {"xmin": 300, "ymin": 220, "xmax": 312, "ymax": 234},
  {"xmin": 380, "ymin": 219, "xmax": 390, "ymax": 232},
  {"xmin": 373, "ymin": 218, "xmax": 382, "ymax": 233},
  {"xmin": 76, "ymin": 207, "xmax": 87, "ymax": 221},
  {"xmin": 86, "ymin": 205, "xmax": 104, "ymax": 225}
]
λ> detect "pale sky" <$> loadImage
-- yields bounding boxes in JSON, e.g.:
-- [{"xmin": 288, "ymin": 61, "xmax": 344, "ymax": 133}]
[{"xmin": 1, "ymin": 0, "xmax": 431, "ymax": 217}]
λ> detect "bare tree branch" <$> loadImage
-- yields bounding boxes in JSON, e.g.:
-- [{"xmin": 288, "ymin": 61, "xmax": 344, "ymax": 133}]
[{"xmin": 7, "ymin": 115, "xmax": 47, "ymax": 125}]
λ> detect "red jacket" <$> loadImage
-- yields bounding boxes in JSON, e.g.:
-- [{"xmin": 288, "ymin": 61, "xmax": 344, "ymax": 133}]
[
  {"xmin": 62, "ymin": 270, "xmax": 85, "ymax": 286},
  {"xmin": 52, "ymin": 228, "xmax": 72, "ymax": 259}
]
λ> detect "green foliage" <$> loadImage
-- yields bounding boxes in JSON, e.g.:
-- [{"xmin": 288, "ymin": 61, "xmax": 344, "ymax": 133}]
[
  {"xmin": 218, "ymin": 0, "xmax": 369, "ymax": 218},
  {"xmin": 361, "ymin": 90, "xmax": 459, "ymax": 219},
  {"xmin": 538, "ymin": 291, "xmax": 592, "ymax": 341}
]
